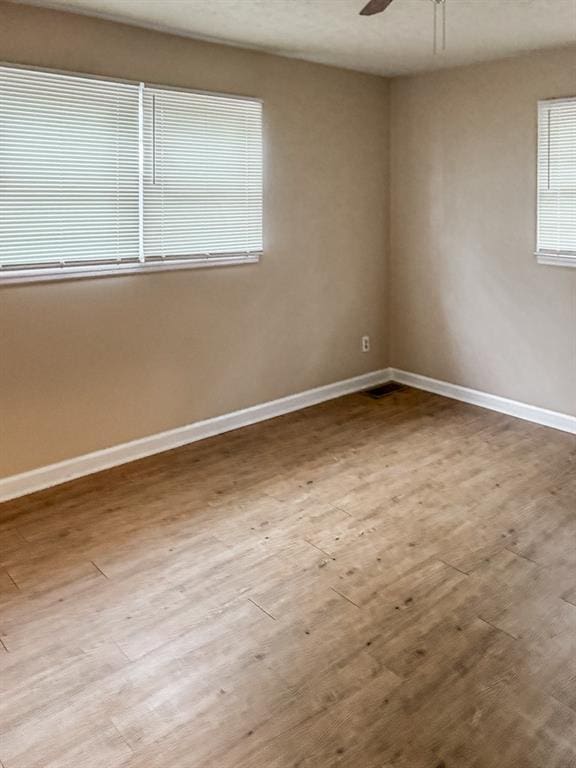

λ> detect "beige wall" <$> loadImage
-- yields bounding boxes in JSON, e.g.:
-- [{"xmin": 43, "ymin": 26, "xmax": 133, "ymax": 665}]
[
  {"xmin": 1, "ymin": 3, "xmax": 574, "ymax": 482},
  {"xmin": 390, "ymin": 47, "xmax": 576, "ymax": 416},
  {"xmin": 0, "ymin": 1, "xmax": 390, "ymax": 478}
]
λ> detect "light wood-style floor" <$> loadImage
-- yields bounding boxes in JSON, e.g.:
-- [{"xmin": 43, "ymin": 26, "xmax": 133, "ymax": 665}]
[{"xmin": 1, "ymin": 387, "xmax": 576, "ymax": 768}]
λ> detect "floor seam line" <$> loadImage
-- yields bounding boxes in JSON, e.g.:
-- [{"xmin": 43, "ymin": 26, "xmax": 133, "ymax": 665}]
[
  {"xmin": 247, "ymin": 597, "xmax": 277, "ymax": 621},
  {"xmin": 303, "ymin": 538, "xmax": 334, "ymax": 559},
  {"xmin": 504, "ymin": 547, "xmax": 541, "ymax": 566},
  {"xmin": 437, "ymin": 558, "xmax": 470, "ymax": 576},
  {"xmin": 90, "ymin": 560, "xmax": 110, "ymax": 579},
  {"xmin": 4, "ymin": 568, "xmax": 21, "ymax": 591},
  {"xmin": 330, "ymin": 586, "xmax": 362, "ymax": 609},
  {"xmin": 477, "ymin": 615, "xmax": 518, "ymax": 641}
]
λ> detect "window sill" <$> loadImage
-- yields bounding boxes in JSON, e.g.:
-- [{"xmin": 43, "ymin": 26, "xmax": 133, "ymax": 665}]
[
  {"xmin": 0, "ymin": 253, "xmax": 261, "ymax": 285},
  {"xmin": 536, "ymin": 252, "xmax": 576, "ymax": 269}
]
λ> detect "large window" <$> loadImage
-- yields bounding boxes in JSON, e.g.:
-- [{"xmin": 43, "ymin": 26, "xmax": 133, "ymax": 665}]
[
  {"xmin": 0, "ymin": 65, "xmax": 263, "ymax": 282},
  {"xmin": 537, "ymin": 97, "xmax": 576, "ymax": 268}
]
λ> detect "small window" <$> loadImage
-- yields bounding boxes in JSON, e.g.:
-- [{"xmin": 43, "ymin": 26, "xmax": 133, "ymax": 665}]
[
  {"xmin": 0, "ymin": 65, "xmax": 263, "ymax": 283},
  {"xmin": 536, "ymin": 97, "xmax": 576, "ymax": 268}
]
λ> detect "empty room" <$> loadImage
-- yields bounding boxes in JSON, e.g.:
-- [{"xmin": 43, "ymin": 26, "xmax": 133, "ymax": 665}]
[{"xmin": 0, "ymin": 0, "xmax": 575, "ymax": 765}]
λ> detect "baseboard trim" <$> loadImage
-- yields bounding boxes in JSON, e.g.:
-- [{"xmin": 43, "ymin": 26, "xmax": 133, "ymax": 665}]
[
  {"xmin": 0, "ymin": 368, "xmax": 392, "ymax": 503},
  {"xmin": 3, "ymin": 366, "xmax": 574, "ymax": 503},
  {"xmin": 391, "ymin": 369, "xmax": 576, "ymax": 436}
]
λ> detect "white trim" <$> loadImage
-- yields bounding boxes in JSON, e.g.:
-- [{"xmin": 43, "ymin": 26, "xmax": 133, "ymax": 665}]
[
  {"xmin": 3, "ymin": 366, "xmax": 574, "ymax": 503},
  {"xmin": 536, "ymin": 252, "xmax": 576, "ymax": 268},
  {"xmin": 0, "ymin": 254, "xmax": 261, "ymax": 285},
  {"xmin": 391, "ymin": 369, "xmax": 576, "ymax": 435},
  {"xmin": 0, "ymin": 369, "xmax": 391, "ymax": 503}
]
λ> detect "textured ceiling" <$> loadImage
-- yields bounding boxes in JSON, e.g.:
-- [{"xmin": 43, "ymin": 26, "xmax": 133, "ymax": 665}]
[{"xmin": 11, "ymin": 0, "xmax": 576, "ymax": 76}]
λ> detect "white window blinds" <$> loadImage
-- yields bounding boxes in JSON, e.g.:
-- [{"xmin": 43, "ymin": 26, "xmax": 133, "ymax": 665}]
[
  {"xmin": 537, "ymin": 97, "xmax": 576, "ymax": 263},
  {"xmin": 143, "ymin": 88, "xmax": 263, "ymax": 261},
  {"xmin": 0, "ymin": 66, "xmax": 141, "ymax": 270},
  {"xmin": 0, "ymin": 65, "xmax": 263, "ymax": 280}
]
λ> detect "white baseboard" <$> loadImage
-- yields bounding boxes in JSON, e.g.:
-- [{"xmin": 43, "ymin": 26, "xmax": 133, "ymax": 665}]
[
  {"xmin": 0, "ymin": 368, "xmax": 392, "ymax": 503},
  {"xmin": 391, "ymin": 369, "xmax": 576, "ymax": 436},
  {"xmin": 2, "ymin": 366, "xmax": 574, "ymax": 504}
]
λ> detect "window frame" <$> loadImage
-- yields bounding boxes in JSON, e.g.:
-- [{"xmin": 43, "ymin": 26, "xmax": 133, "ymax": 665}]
[
  {"xmin": 535, "ymin": 95, "xmax": 576, "ymax": 269},
  {"xmin": 0, "ymin": 63, "xmax": 263, "ymax": 285}
]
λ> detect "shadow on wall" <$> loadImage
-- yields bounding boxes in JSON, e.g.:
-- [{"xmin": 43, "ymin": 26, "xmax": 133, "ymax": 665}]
[{"xmin": 390, "ymin": 63, "xmax": 576, "ymax": 413}]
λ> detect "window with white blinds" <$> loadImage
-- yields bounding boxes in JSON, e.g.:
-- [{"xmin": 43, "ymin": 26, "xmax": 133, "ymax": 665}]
[
  {"xmin": 0, "ymin": 64, "xmax": 263, "ymax": 282},
  {"xmin": 537, "ymin": 97, "xmax": 576, "ymax": 267},
  {"xmin": 0, "ymin": 66, "xmax": 141, "ymax": 272},
  {"xmin": 143, "ymin": 88, "xmax": 263, "ymax": 261}
]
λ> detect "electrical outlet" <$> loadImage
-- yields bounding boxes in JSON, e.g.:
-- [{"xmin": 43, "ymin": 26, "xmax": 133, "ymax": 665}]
[{"xmin": 362, "ymin": 335, "xmax": 370, "ymax": 353}]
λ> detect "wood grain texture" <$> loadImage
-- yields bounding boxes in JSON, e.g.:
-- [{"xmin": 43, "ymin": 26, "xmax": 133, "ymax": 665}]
[{"xmin": 0, "ymin": 387, "xmax": 575, "ymax": 768}]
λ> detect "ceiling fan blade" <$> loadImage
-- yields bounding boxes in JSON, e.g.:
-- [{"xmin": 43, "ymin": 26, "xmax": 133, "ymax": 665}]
[{"xmin": 359, "ymin": 0, "xmax": 395, "ymax": 16}]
